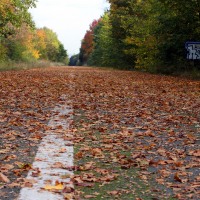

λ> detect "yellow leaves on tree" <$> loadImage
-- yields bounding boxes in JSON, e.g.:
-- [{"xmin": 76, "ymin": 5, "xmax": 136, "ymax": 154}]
[
  {"xmin": 8, "ymin": 24, "xmax": 40, "ymax": 61},
  {"xmin": 36, "ymin": 29, "xmax": 47, "ymax": 53},
  {"xmin": 0, "ymin": 0, "xmax": 14, "ymax": 18}
]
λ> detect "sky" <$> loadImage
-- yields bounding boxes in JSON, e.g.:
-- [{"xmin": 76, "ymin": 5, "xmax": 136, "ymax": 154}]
[{"xmin": 30, "ymin": 0, "xmax": 110, "ymax": 56}]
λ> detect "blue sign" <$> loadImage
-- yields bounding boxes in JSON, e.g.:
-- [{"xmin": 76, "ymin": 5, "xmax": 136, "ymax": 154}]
[{"xmin": 185, "ymin": 42, "xmax": 200, "ymax": 60}]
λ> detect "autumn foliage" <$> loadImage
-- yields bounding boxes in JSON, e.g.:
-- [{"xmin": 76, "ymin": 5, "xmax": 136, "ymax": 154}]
[
  {"xmin": 0, "ymin": 0, "xmax": 68, "ymax": 66},
  {"xmin": 79, "ymin": 19, "xmax": 100, "ymax": 65}
]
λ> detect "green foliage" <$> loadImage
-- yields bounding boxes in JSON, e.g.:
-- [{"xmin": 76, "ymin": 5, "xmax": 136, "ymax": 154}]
[
  {"xmin": 69, "ymin": 54, "xmax": 79, "ymax": 66},
  {"xmin": 0, "ymin": 42, "xmax": 8, "ymax": 62},
  {"xmin": 153, "ymin": 0, "xmax": 200, "ymax": 72},
  {"xmin": 57, "ymin": 44, "xmax": 68, "ymax": 64},
  {"xmin": 41, "ymin": 27, "xmax": 60, "ymax": 61},
  {"xmin": 8, "ymin": 41, "xmax": 25, "ymax": 61},
  {"xmin": 1, "ymin": 25, "xmax": 69, "ymax": 65},
  {"xmin": 0, "ymin": 1, "xmax": 69, "ymax": 67},
  {"xmin": 0, "ymin": 0, "xmax": 36, "ymax": 38},
  {"xmin": 108, "ymin": 0, "xmax": 136, "ymax": 68},
  {"xmin": 82, "ymin": 0, "xmax": 200, "ymax": 73},
  {"xmin": 88, "ymin": 13, "xmax": 122, "ymax": 67},
  {"xmin": 118, "ymin": 0, "xmax": 159, "ymax": 70},
  {"xmin": 39, "ymin": 27, "xmax": 69, "ymax": 64}
]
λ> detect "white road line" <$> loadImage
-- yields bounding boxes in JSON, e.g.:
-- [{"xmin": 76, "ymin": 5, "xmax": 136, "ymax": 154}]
[{"xmin": 18, "ymin": 95, "xmax": 74, "ymax": 200}]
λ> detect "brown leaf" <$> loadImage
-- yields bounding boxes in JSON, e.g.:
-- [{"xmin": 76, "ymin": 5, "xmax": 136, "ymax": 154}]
[
  {"xmin": 131, "ymin": 152, "xmax": 141, "ymax": 159},
  {"xmin": 75, "ymin": 151, "xmax": 83, "ymax": 159},
  {"xmin": 31, "ymin": 171, "xmax": 40, "ymax": 177},
  {"xmin": 63, "ymin": 194, "xmax": 74, "ymax": 200},
  {"xmin": 59, "ymin": 148, "xmax": 67, "ymax": 153},
  {"xmin": 188, "ymin": 150, "xmax": 200, "ymax": 157},
  {"xmin": 24, "ymin": 182, "xmax": 33, "ymax": 188},
  {"xmin": 52, "ymin": 162, "xmax": 65, "ymax": 169},
  {"xmin": 174, "ymin": 172, "xmax": 182, "ymax": 183},
  {"xmin": 0, "ymin": 164, "xmax": 14, "ymax": 171},
  {"xmin": 0, "ymin": 173, "xmax": 10, "ymax": 183},
  {"xmin": 62, "ymin": 186, "xmax": 74, "ymax": 193},
  {"xmin": 107, "ymin": 190, "xmax": 120, "ymax": 195},
  {"xmin": 145, "ymin": 130, "xmax": 155, "ymax": 137},
  {"xmin": 84, "ymin": 195, "xmax": 96, "ymax": 199}
]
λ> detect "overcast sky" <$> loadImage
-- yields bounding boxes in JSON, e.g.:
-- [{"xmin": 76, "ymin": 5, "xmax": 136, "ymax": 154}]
[{"xmin": 30, "ymin": 0, "xmax": 109, "ymax": 56}]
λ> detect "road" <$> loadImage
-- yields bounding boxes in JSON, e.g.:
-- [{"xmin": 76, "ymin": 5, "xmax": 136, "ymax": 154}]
[{"xmin": 0, "ymin": 67, "xmax": 199, "ymax": 199}]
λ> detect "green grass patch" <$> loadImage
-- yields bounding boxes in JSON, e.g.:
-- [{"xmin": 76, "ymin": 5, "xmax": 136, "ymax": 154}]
[{"xmin": 73, "ymin": 110, "xmax": 177, "ymax": 200}]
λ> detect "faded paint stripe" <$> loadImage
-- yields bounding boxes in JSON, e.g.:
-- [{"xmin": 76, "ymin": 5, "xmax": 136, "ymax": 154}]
[{"xmin": 18, "ymin": 95, "xmax": 74, "ymax": 200}]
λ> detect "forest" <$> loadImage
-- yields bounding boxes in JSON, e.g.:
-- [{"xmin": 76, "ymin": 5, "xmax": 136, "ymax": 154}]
[
  {"xmin": 71, "ymin": 0, "xmax": 200, "ymax": 75},
  {"xmin": 0, "ymin": 0, "xmax": 69, "ymax": 69},
  {"xmin": 1, "ymin": 0, "xmax": 200, "ymax": 75}
]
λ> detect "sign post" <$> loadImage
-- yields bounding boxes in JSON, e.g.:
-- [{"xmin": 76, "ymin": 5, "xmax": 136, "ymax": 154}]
[{"xmin": 185, "ymin": 42, "xmax": 200, "ymax": 60}]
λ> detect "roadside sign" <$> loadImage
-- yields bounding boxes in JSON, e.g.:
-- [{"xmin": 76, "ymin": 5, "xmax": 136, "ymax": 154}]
[{"xmin": 185, "ymin": 42, "xmax": 200, "ymax": 60}]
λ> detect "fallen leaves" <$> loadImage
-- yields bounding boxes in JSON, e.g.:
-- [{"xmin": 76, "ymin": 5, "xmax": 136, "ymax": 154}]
[
  {"xmin": 0, "ymin": 67, "xmax": 199, "ymax": 199},
  {"xmin": 0, "ymin": 173, "xmax": 10, "ymax": 183},
  {"xmin": 44, "ymin": 183, "xmax": 64, "ymax": 191},
  {"xmin": 188, "ymin": 149, "xmax": 200, "ymax": 157},
  {"xmin": 31, "ymin": 168, "xmax": 41, "ymax": 177},
  {"xmin": 22, "ymin": 178, "xmax": 37, "ymax": 188},
  {"xmin": 79, "ymin": 162, "xmax": 95, "ymax": 171},
  {"xmin": 71, "ymin": 68, "xmax": 200, "ymax": 199},
  {"xmin": 91, "ymin": 148, "xmax": 104, "ymax": 158},
  {"xmin": 107, "ymin": 190, "xmax": 120, "ymax": 195},
  {"xmin": 63, "ymin": 193, "xmax": 74, "ymax": 200},
  {"xmin": 75, "ymin": 151, "xmax": 83, "ymax": 159},
  {"xmin": 58, "ymin": 148, "xmax": 67, "ymax": 153},
  {"xmin": 0, "ymin": 164, "xmax": 14, "ymax": 171},
  {"xmin": 0, "ymin": 68, "xmax": 75, "ymax": 199}
]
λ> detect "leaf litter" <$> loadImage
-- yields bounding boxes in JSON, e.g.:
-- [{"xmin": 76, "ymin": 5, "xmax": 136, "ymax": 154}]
[
  {"xmin": 71, "ymin": 68, "xmax": 199, "ymax": 200},
  {"xmin": 0, "ymin": 67, "xmax": 199, "ymax": 200}
]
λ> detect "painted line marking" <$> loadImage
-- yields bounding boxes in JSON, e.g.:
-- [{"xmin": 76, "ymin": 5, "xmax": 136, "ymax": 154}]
[{"xmin": 18, "ymin": 95, "xmax": 74, "ymax": 200}]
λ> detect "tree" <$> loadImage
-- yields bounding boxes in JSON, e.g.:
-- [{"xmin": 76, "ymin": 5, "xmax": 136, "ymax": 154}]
[
  {"xmin": 107, "ymin": 0, "xmax": 136, "ymax": 69},
  {"xmin": 0, "ymin": 1, "xmax": 70, "ymax": 65},
  {"xmin": 36, "ymin": 27, "xmax": 69, "ymax": 63},
  {"xmin": 153, "ymin": 0, "xmax": 200, "ymax": 72},
  {"xmin": 7, "ymin": 24, "xmax": 39, "ymax": 62},
  {"xmin": 108, "ymin": 0, "xmax": 200, "ymax": 72},
  {"xmin": 88, "ymin": 12, "xmax": 119, "ymax": 67},
  {"xmin": 34, "ymin": 28, "xmax": 47, "ymax": 59},
  {"xmin": 118, "ymin": 0, "xmax": 158, "ymax": 70},
  {"xmin": 57, "ymin": 44, "xmax": 69, "ymax": 64},
  {"xmin": 79, "ymin": 20, "xmax": 100, "ymax": 65},
  {"xmin": 0, "ymin": 0, "xmax": 36, "ymax": 38},
  {"xmin": 0, "ymin": 0, "xmax": 36, "ymax": 63},
  {"xmin": 69, "ymin": 54, "xmax": 79, "ymax": 66},
  {"xmin": 43, "ymin": 27, "xmax": 60, "ymax": 61}
]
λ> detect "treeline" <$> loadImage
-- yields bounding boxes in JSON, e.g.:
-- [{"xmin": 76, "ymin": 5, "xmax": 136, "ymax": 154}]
[
  {"xmin": 72, "ymin": 0, "xmax": 200, "ymax": 74},
  {"xmin": 0, "ymin": 0, "xmax": 68, "ymax": 66}
]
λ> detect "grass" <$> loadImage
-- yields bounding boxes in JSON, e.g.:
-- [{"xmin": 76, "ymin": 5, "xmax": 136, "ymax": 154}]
[
  {"xmin": 0, "ymin": 60, "xmax": 66, "ymax": 71},
  {"xmin": 75, "ymin": 159, "xmax": 153, "ymax": 199}
]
